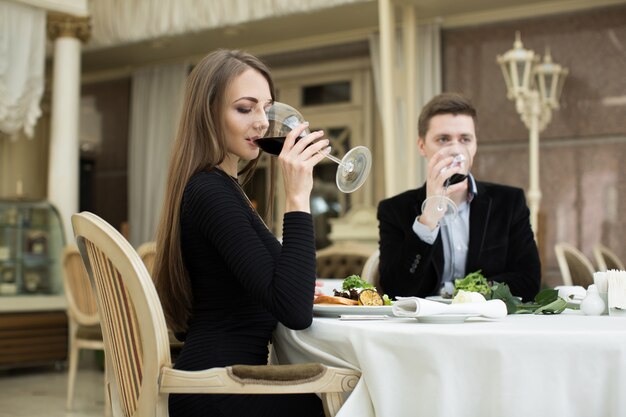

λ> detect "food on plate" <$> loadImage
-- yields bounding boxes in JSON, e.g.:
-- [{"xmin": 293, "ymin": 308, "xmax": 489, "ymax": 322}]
[
  {"xmin": 453, "ymin": 270, "xmax": 492, "ymax": 298},
  {"xmin": 450, "ymin": 271, "xmax": 515, "ymax": 313},
  {"xmin": 314, "ymin": 295, "xmax": 358, "ymax": 306},
  {"xmin": 358, "ymin": 288, "xmax": 384, "ymax": 306},
  {"xmin": 451, "ymin": 290, "xmax": 486, "ymax": 304},
  {"xmin": 342, "ymin": 275, "xmax": 375, "ymax": 291},
  {"xmin": 314, "ymin": 274, "xmax": 393, "ymax": 306}
]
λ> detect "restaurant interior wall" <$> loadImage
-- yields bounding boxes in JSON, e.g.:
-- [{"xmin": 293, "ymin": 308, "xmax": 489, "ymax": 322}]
[
  {"xmin": 92, "ymin": 50, "xmax": 377, "ymax": 248},
  {"xmin": 443, "ymin": 3, "xmax": 626, "ymax": 288},
  {"xmin": 0, "ymin": 116, "xmax": 50, "ymax": 201},
  {"xmin": 79, "ymin": 78, "xmax": 130, "ymax": 236}
]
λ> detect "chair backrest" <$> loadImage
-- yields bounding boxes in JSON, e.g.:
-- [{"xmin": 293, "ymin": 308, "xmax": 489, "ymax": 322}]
[
  {"xmin": 593, "ymin": 244, "xmax": 625, "ymax": 272},
  {"xmin": 554, "ymin": 242, "xmax": 595, "ymax": 287},
  {"xmin": 72, "ymin": 212, "xmax": 171, "ymax": 417},
  {"xmin": 137, "ymin": 242, "xmax": 157, "ymax": 276},
  {"xmin": 315, "ymin": 243, "xmax": 374, "ymax": 279},
  {"xmin": 361, "ymin": 249, "xmax": 380, "ymax": 289},
  {"xmin": 62, "ymin": 244, "xmax": 100, "ymax": 327},
  {"xmin": 137, "ymin": 240, "xmax": 184, "ymax": 352}
]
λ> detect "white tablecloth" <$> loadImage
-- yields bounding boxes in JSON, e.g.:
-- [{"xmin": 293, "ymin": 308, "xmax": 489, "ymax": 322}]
[{"xmin": 272, "ymin": 312, "xmax": 626, "ymax": 417}]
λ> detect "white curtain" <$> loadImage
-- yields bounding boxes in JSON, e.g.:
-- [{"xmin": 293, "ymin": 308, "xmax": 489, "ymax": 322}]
[
  {"xmin": 370, "ymin": 21, "xmax": 441, "ymax": 193},
  {"xmin": 89, "ymin": 0, "xmax": 368, "ymax": 48},
  {"xmin": 0, "ymin": 1, "xmax": 45, "ymax": 138},
  {"xmin": 128, "ymin": 62, "xmax": 188, "ymax": 247}
]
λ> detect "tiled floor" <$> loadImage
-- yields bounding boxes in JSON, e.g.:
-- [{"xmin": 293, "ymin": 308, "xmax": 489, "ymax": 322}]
[{"xmin": 0, "ymin": 362, "xmax": 106, "ymax": 417}]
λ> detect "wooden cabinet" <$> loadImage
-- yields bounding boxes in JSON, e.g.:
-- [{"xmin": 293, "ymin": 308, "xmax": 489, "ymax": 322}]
[{"xmin": 0, "ymin": 311, "xmax": 67, "ymax": 367}]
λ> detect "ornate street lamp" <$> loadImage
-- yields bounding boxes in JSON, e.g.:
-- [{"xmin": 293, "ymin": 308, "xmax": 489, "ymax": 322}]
[{"xmin": 497, "ymin": 32, "xmax": 568, "ymax": 237}]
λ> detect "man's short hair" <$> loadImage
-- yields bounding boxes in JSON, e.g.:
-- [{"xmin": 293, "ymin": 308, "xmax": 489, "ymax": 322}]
[{"xmin": 418, "ymin": 93, "xmax": 478, "ymax": 138}]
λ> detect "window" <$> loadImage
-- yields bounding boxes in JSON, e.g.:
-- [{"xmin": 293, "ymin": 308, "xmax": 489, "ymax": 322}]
[{"xmin": 302, "ymin": 81, "xmax": 351, "ymax": 106}]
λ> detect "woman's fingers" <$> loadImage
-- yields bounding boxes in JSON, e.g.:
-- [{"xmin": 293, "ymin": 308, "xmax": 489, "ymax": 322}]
[
  {"xmin": 280, "ymin": 128, "xmax": 329, "ymax": 165},
  {"xmin": 299, "ymin": 137, "xmax": 329, "ymax": 161},
  {"xmin": 282, "ymin": 122, "xmax": 309, "ymax": 151},
  {"xmin": 306, "ymin": 144, "xmax": 331, "ymax": 166},
  {"xmin": 291, "ymin": 130, "xmax": 325, "ymax": 155}
]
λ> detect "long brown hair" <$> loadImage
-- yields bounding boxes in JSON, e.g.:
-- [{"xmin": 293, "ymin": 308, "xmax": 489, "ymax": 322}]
[{"xmin": 153, "ymin": 50, "xmax": 275, "ymax": 333}]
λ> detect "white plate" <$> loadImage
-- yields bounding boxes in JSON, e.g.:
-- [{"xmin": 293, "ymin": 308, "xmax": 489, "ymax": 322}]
[
  {"xmin": 416, "ymin": 314, "xmax": 478, "ymax": 324},
  {"xmin": 425, "ymin": 295, "xmax": 453, "ymax": 304},
  {"xmin": 313, "ymin": 304, "xmax": 393, "ymax": 317}
]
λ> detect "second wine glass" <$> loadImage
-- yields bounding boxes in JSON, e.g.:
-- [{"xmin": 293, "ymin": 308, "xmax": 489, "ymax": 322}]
[{"xmin": 255, "ymin": 102, "xmax": 372, "ymax": 193}]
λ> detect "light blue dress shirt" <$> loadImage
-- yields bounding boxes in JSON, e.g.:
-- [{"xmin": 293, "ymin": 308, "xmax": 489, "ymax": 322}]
[{"xmin": 412, "ymin": 175, "xmax": 478, "ymax": 285}]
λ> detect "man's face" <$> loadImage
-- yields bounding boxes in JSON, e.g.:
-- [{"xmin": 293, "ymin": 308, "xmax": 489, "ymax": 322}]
[{"xmin": 418, "ymin": 113, "xmax": 477, "ymax": 170}]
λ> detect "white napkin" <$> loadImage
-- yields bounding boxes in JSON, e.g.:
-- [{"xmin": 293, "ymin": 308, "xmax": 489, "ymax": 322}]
[
  {"xmin": 607, "ymin": 269, "xmax": 626, "ymax": 310},
  {"xmin": 392, "ymin": 297, "xmax": 507, "ymax": 319},
  {"xmin": 593, "ymin": 272, "xmax": 608, "ymax": 293}
]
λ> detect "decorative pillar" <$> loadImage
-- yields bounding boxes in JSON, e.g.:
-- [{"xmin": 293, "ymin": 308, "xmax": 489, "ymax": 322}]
[
  {"xmin": 46, "ymin": 13, "xmax": 90, "ymax": 243},
  {"xmin": 402, "ymin": 5, "xmax": 418, "ymax": 191},
  {"xmin": 378, "ymin": 0, "xmax": 396, "ymax": 197}
]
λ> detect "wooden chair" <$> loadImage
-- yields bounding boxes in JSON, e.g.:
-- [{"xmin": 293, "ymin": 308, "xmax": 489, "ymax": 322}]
[
  {"xmin": 62, "ymin": 244, "xmax": 110, "ymax": 415},
  {"xmin": 137, "ymin": 241, "xmax": 184, "ymax": 357},
  {"xmin": 361, "ymin": 249, "xmax": 380, "ymax": 289},
  {"xmin": 554, "ymin": 242, "xmax": 595, "ymax": 287},
  {"xmin": 316, "ymin": 242, "xmax": 374, "ymax": 279},
  {"xmin": 593, "ymin": 244, "xmax": 625, "ymax": 272},
  {"xmin": 72, "ymin": 211, "xmax": 360, "ymax": 417},
  {"xmin": 137, "ymin": 241, "xmax": 157, "ymax": 274}
]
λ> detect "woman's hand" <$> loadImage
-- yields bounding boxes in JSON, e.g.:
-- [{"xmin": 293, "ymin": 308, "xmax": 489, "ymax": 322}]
[
  {"xmin": 279, "ymin": 122, "xmax": 330, "ymax": 213},
  {"xmin": 314, "ymin": 280, "xmax": 325, "ymax": 298}
]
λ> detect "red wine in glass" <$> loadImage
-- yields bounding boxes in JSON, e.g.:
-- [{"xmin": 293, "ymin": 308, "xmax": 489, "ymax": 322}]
[
  {"xmin": 444, "ymin": 173, "xmax": 468, "ymax": 188},
  {"xmin": 255, "ymin": 136, "xmax": 297, "ymax": 156},
  {"xmin": 263, "ymin": 102, "xmax": 372, "ymax": 193}
]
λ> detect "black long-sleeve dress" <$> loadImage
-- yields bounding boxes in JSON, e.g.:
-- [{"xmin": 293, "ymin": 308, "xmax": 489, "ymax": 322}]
[{"xmin": 168, "ymin": 169, "xmax": 323, "ymax": 417}]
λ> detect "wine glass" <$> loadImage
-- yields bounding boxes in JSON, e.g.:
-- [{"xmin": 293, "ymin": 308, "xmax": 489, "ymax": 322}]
[
  {"xmin": 256, "ymin": 102, "xmax": 372, "ymax": 193},
  {"xmin": 420, "ymin": 144, "xmax": 471, "ymax": 224}
]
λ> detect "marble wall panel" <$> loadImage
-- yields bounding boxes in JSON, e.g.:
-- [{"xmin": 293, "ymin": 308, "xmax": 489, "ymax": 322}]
[
  {"xmin": 444, "ymin": 4, "xmax": 626, "ymax": 288},
  {"xmin": 443, "ymin": 4, "xmax": 626, "ymax": 143},
  {"xmin": 474, "ymin": 138, "xmax": 626, "ymax": 288}
]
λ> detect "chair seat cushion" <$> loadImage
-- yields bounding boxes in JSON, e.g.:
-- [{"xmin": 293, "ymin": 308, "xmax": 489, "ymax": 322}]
[{"xmin": 228, "ymin": 363, "xmax": 326, "ymax": 384}]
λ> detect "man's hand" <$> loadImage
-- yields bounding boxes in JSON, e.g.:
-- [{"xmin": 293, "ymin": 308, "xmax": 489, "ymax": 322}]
[{"xmin": 419, "ymin": 146, "xmax": 468, "ymax": 229}]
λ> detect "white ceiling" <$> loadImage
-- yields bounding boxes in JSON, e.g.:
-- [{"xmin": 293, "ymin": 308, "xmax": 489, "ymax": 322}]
[{"xmin": 79, "ymin": 0, "xmax": 624, "ymax": 76}]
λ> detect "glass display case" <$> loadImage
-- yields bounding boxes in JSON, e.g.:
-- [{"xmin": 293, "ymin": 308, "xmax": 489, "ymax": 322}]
[
  {"xmin": 0, "ymin": 199, "xmax": 65, "ymax": 297},
  {"xmin": 0, "ymin": 200, "xmax": 68, "ymax": 368}
]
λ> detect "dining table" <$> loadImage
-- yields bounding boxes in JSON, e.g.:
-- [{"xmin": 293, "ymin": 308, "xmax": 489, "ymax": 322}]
[{"xmin": 272, "ymin": 308, "xmax": 626, "ymax": 417}]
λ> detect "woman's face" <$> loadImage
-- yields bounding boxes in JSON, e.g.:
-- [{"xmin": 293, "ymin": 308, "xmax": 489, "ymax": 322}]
[{"xmin": 221, "ymin": 68, "xmax": 273, "ymax": 170}]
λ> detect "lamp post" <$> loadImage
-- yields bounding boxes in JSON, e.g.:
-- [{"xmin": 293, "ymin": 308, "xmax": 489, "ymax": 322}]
[{"xmin": 497, "ymin": 32, "xmax": 568, "ymax": 237}]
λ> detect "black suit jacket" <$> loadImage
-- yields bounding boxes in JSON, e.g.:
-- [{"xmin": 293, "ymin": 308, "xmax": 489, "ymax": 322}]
[{"xmin": 377, "ymin": 181, "xmax": 541, "ymax": 302}]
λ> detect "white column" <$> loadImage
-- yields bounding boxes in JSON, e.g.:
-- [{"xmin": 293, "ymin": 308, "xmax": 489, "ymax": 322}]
[
  {"xmin": 378, "ymin": 0, "xmax": 396, "ymax": 198},
  {"xmin": 47, "ymin": 13, "xmax": 90, "ymax": 244},
  {"xmin": 403, "ymin": 5, "xmax": 417, "ymax": 191}
]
